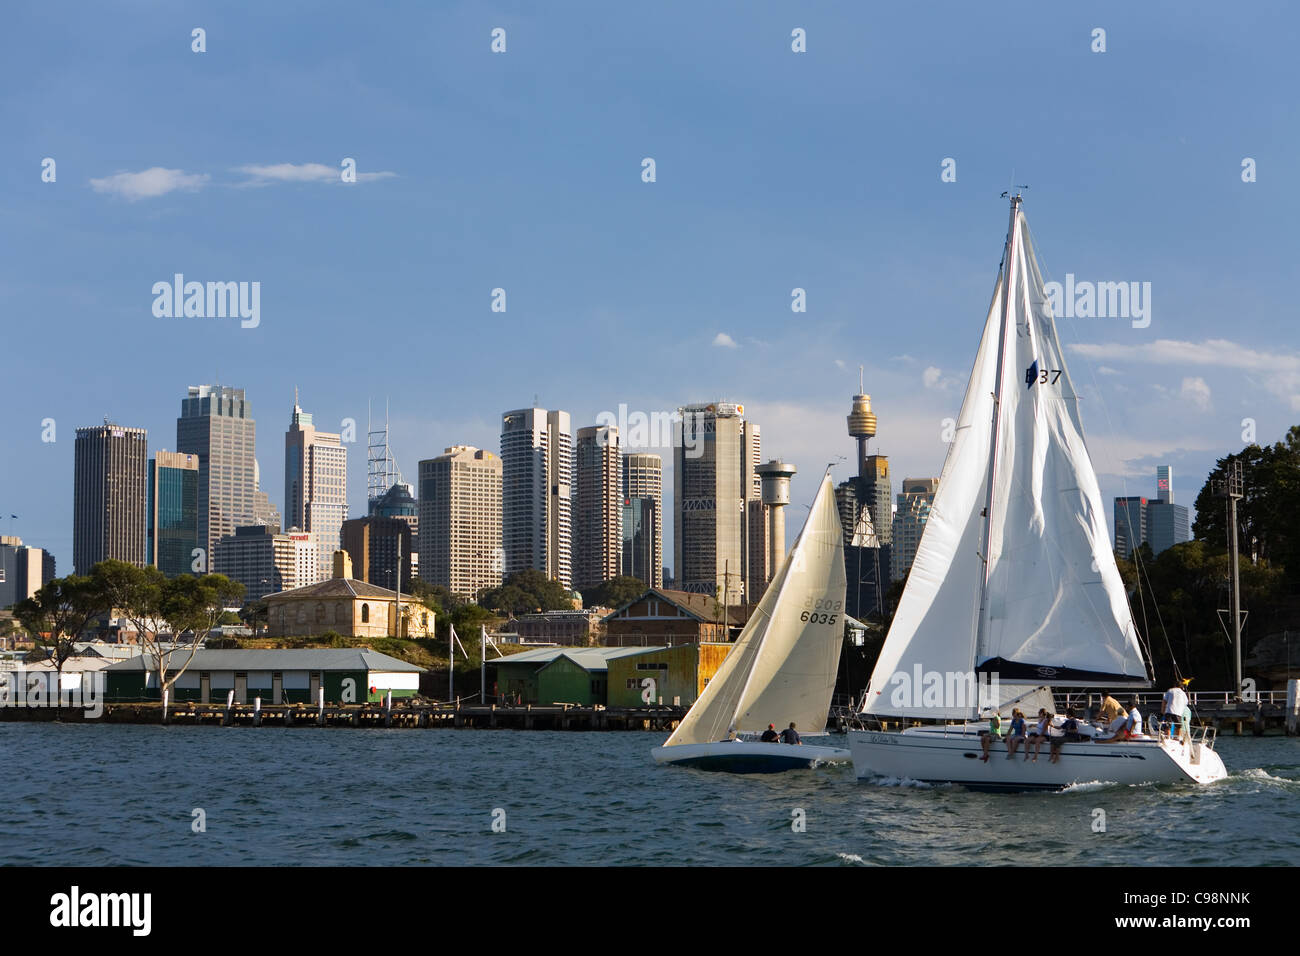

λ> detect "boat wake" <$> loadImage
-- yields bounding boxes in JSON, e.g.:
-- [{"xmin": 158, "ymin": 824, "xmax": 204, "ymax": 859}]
[
  {"xmin": 835, "ymin": 852, "xmax": 868, "ymax": 865},
  {"xmin": 1056, "ymin": 779, "xmax": 1118, "ymax": 794},
  {"xmin": 1234, "ymin": 767, "xmax": 1299, "ymax": 786},
  {"xmin": 860, "ymin": 774, "xmax": 935, "ymax": 789}
]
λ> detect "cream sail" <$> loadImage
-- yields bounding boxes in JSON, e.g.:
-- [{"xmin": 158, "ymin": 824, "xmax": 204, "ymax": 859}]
[{"xmin": 653, "ymin": 474, "xmax": 851, "ymax": 771}]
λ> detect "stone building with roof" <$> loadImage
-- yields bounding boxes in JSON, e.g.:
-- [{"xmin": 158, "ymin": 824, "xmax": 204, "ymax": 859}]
[{"xmin": 263, "ymin": 551, "xmax": 433, "ymax": 639}]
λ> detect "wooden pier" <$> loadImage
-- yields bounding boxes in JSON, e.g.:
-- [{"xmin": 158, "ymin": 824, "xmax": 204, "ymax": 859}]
[{"xmin": 0, "ymin": 699, "xmax": 689, "ymax": 730}]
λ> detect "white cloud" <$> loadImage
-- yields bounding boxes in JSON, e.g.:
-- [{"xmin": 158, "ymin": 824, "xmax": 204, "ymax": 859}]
[
  {"xmin": 235, "ymin": 163, "xmax": 397, "ymax": 185},
  {"xmin": 1097, "ymin": 366, "xmax": 1120, "ymax": 376},
  {"xmin": 1070, "ymin": 337, "xmax": 1300, "ymax": 411},
  {"xmin": 922, "ymin": 366, "xmax": 942, "ymax": 388},
  {"xmin": 89, "ymin": 167, "xmax": 209, "ymax": 201},
  {"xmin": 834, "ymin": 359, "xmax": 846, "ymax": 370},
  {"xmin": 1179, "ymin": 376, "xmax": 1212, "ymax": 411},
  {"xmin": 712, "ymin": 332, "xmax": 739, "ymax": 349}
]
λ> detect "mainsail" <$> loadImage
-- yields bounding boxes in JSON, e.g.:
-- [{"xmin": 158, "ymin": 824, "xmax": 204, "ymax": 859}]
[
  {"xmin": 865, "ymin": 200, "xmax": 1147, "ymax": 720},
  {"xmin": 665, "ymin": 474, "xmax": 847, "ymax": 745}
]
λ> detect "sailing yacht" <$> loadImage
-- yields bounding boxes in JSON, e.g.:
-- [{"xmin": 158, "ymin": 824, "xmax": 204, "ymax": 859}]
[
  {"xmin": 652, "ymin": 473, "xmax": 852, "ymax": 772},
  {"xmin": 847, "ymin": 196, "xmax": 1227, "ymax": 791}
]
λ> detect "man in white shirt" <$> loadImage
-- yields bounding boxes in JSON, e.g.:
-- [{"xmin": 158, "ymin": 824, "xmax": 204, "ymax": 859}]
[
  {"xmin": 1170, "ymin": 686, "xmax": 1190, "ymax": 743},
  {"xmin": 1162, "ymin": 684, "xmax": 1189, "ymax": 740}
]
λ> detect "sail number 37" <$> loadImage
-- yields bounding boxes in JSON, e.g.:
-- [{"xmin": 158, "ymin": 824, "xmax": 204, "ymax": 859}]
[{"xmin": 1027, "ymin": 367, "xmax": 1062, "ymax": 386}]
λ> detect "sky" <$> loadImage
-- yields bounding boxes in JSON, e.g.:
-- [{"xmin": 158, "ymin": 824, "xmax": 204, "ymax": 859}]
[{"xmin": 2, "ymin": 0, "xmax": 1298, "ymax": 574}]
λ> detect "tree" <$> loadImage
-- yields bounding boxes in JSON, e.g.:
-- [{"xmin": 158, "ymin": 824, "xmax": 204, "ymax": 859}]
[
  {"xmin": 155, "ymin": 573, "xmax": 244, "ymax": 719},
  {"xmin": 478, "ymin": 570, "xmax": 572, "ymax": 615},
  {"xmin": 13, "ymin": 575, "xmax": 109, "ymax": 714},
  {"xmin": 95, "ymin": 560, "xmax": 166, "ymax": 648},
  {"xmin": 408, "ymin": 578, "xmax": 456, "ymax": 612},
  {"xmin": 583, "ymin": 576, "xmax": 649, "ymax": 610}
]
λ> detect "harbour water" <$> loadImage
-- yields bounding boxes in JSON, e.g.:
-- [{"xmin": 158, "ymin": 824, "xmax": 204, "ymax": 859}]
[{"xmin": 3, "ymin": 724, "xmax": 1297, "ymax": 866}]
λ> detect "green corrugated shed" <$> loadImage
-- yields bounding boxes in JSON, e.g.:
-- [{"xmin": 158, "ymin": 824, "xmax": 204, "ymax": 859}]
[{"xmin": 536, "ymin": 653, "xmax": 607, "ymax": 705}]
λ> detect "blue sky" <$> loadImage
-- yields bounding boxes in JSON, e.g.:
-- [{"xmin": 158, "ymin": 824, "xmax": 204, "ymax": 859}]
[{"xmin": 3, "ymin": 0, "xmax": 1298, "ymax": 571}]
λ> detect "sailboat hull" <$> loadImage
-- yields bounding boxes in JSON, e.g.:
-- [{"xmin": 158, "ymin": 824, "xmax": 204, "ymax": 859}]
[
  {"xmin": 848, "ymin": 726, "xmax": 1227, "ymax": 791},
  {"xmin": 652, "ymin": 741, "xmax": 852, "ymax": 774}
]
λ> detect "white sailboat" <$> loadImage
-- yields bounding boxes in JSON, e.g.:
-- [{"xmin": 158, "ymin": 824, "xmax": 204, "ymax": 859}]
[
  {"xmin": 652, "ymin": 473, "xmax": 852, "ymax": 772},
  {"xmin": 848, "ymin": 196, "xmax": 1227, "ymax": 791}
]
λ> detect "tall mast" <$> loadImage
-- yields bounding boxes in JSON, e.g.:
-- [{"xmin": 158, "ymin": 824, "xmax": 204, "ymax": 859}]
[
  {"xmin": 1222, "ymin": 460, "xmax": 1244, "ymax": 697},
  {"xmin": 974, "ymin": 194, "xmax": 1022, "ymax": 674}
]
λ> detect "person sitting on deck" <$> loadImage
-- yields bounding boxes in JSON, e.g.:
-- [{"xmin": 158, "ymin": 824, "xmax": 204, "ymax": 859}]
[
  {"xmin": 1097, "ymin": 693, "xmax": 1128, "ymax": 734},
  {"xmin": 1005, "ymin": 709, "xmax": 1027, "ymax": 759},
  {"xmin": 779, "ymin": 722, "xmax": 802, "ymax": 745},
  {"xmin": 1126, "ymin": 700, "xmax": 1144, "ymax": 736},
  {"xmin": 1049, "ymin": 709, "xmax": 1084, "ymax": 763},
  {"xmin": 979, "ymin": 710, "xmax": 1003, "ymax": 762},
  {"xmin": 1026, "ymin": 708, "xmax": 1054, "ymax": 762},
  {"xmin": 760, "ymin": 723, "xmax": 780, "ymax": 742}
]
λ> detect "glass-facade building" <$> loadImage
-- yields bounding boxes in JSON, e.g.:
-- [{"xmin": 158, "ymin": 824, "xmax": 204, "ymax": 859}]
[{"xmin": 147, "ymin": 452, "xmax": 200, "ymax": 577}]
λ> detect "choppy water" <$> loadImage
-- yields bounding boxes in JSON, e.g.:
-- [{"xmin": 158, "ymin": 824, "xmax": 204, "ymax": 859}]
[{"xmin": 2, "ymin": 724, "xmax": 1296, "ymax": 866}]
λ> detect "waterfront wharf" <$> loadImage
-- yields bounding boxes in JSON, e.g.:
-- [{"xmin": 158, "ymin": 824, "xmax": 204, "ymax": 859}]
[{"xmin": 1, "ymin": 699, "xmax": 689, "ymax": 730}]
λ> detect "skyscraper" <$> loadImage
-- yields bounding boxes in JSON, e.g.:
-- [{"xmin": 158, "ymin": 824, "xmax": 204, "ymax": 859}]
[
  {"xmin": 177, "ymin": 385, "xmax": 258, "ymax": 569},
  {"xmin": 342, "ymin": 515, "xmax": 413, "ymax": 592},
  {"xmin": 501, "ymin": 408, "xmax": 572, "ymax": 586},
  {"xmin": 623, "ymin": 453, "xmax": 663, "ymax": 588},
  {"xmin": 285, "ymin": 397, "xmax": 347, "ymax": 582},
  {"xmin": 573, "ymin": 425, "xmax": 622, "ymax": 593},
  {"xmin": 1113, "ymin": 496, "xmax": 1147, "ymax": 559},
  {"xmin": 419, "ymin": 445, "xmax": 503, "ymax": 598},
  {"xmin": 0, "ymin": 537, "xmax": 54, "ymax": 609},
  {"xmin": 890, "ymin": 478, "xmax": 938, "ymax": 582},
  {"xmin": 147, "ymin": 451, "xmax": 200, "ymax": 578},
  {"xmin": 674, "ymin": 402, "xmax": 761, "ymax": 605},
  {"xmin": 73, "ymin": 422, "xmax": 147, "ymax": 575}
]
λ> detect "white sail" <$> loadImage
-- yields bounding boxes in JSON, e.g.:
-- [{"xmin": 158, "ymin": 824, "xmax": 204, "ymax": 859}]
[
  {"xmin": 666, "ymin": 475, "xmax": 847, "ymax": 745},
  {"xmin": 979, "ymin": 217, "xmax": 1147, "ymax": 685},
  {"xmin": 863, "ymin": 283, "xmax": 1003, "ymax": 718},
  {"xmin": 865, "ymin": 204, "xmax": 1146, "ymax": 720}
]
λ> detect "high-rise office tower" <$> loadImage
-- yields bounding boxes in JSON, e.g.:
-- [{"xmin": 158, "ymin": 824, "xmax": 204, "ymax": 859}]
[
  {"xmin": 284, "ymin": 397, "xmax": 347, "ymax": 583},
  {"xmin": 623, "ymin": 453, "xmax": 663, "ymax": 588},
  {"xmin": 0, "ymin": 537, "xmax": 54, "ymax": 609},
  {"xmin": 419, "ymin": 445, "xmax": 503, "ymax": 598},
  {"xmin": 674, "ymin": 402, "xmax": 761, "ymax": 605},
  {"xmin": 500, "ymin": 408, "xmax": 572, "ymax": 587},
  {"xmin": 213, "ymin": 525, "xmax": 312, "ymax": 602},
  {"xmin": 1156, "ymin": 465, "xmax": 1173, "ymax": 504},
  {"xmin": 342, "ymin": 515, "xmax": 413, "ymax": 592},
  {"xmin": 573, "ymin": 425, "xmax": 622, "ymax": 593},
  {"xmin": 73, "ymin": 421, "xmax": 148, "ymax": 575},
  {"xmin": 890, "ymin": 478, "xmax": 939, "ymax": 581},
  {"xmin": 1113, "ymin": 496, "xmax": 1147, "ymax": 559},
  {"xmin": 177, "ymin": 385, "xmax": 258, "ymax": 569},
  {"xmin": 1120, "ymin": 466, "xmax": 1190, "ymax": 558},
  {"xmin": 147, "ymin": 451, "xmax": 200, "ymax": 578}
]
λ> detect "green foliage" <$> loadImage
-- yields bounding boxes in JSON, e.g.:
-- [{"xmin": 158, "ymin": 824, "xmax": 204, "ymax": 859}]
[
  {"xmin": 478, "ymin": 569, "xmax": 572, "ymax": 615},
  {"xmin": 14, "ymin": 575, "xmax": 109, "ymax": 669},
  {"xmin": 1193, "ymin": 426, "xmax": 1300, "ymax": 584},
  {"xmin": 408, "ymin": 577, "xmax": 455, "ymax": 613},
  {"xmin": 582, "ymin": 576, "xmax": 649, "ymax": 610}
]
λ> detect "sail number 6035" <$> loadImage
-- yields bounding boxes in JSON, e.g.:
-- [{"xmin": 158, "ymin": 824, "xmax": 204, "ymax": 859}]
[{"xmin": 801, "ymin": 597, "xmax": 841, "ymax": 625}]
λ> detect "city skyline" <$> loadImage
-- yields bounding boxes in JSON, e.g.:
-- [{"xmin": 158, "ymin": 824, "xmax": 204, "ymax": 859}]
[{"xmin": 4, "ymin": 3, "xmax": 1296, "ymax": 578}]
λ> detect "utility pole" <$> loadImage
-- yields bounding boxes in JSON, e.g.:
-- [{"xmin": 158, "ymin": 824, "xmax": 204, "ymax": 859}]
[{"xmin": 1218, "ymin": 461, "xmax": 1245, "ymax": 699}]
